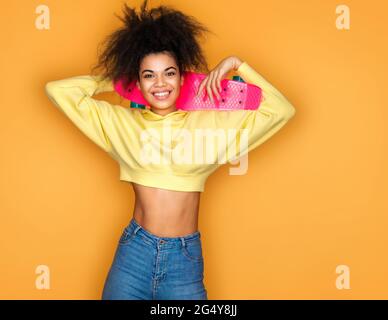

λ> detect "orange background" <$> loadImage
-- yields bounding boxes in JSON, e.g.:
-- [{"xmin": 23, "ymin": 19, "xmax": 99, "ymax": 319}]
[{"xmin": 1, "ymin": 0, "xmax": 387, "ymax": 299}]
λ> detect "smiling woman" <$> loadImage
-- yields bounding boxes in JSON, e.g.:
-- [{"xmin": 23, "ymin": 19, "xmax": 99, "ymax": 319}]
[
  {"xmin": 136, "ymin": 53, "xmax": 184, "ymax": 115},
  {"xmin": 45, "ymin": 0, "xmax": 295, "ymax": 301}
]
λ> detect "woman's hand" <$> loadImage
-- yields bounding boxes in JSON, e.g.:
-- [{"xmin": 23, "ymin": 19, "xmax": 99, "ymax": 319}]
[{"xmin": 196, "ymin": 56, "xmax": 243, "ymax": 104}]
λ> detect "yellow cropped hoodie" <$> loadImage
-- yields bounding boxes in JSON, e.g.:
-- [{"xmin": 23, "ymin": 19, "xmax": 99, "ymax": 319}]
[{"xmin": 45, "ymin": 61, "xmax": 296, "ymax": 192}]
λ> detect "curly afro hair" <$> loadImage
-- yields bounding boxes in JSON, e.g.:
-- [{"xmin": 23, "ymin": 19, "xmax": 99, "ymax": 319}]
[{"xmin": 91, "ymin": 0, "xmax": 213, "ymax": 90}]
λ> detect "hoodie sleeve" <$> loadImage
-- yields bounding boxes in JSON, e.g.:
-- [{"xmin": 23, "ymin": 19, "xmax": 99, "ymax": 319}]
[
  {"xmin": 45, "ymin": 75, "xmax": 120, "ymax": 154},
  {"xmin": 214, "ymin": 61, "xmax": 296, "ymax": 161}
]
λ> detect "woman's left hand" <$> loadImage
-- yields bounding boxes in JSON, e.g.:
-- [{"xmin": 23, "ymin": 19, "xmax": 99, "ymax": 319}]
[{"xmin": 196, "ymin": 56, "xmax": 243, "ymax": 104}]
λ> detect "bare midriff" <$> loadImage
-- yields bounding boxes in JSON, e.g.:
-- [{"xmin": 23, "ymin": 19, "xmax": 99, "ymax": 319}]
[{"xmin": 131, "ymin": 182, "xmax": 201, "ymax": 238}]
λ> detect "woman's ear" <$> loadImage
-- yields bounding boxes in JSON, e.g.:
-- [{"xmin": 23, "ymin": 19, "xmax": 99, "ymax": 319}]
[
  {"xmin": 180, "ymin": 75, "xmax": 184, "ymax": 86},
  {"xmin": 136, "ymin": 80, "xmax": 140, "ymax": 89}
]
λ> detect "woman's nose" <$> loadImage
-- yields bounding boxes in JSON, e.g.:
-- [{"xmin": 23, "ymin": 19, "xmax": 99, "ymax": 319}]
[{"xmin": 155, "ymin": 76, "xmax": 166, "ymax": 86}]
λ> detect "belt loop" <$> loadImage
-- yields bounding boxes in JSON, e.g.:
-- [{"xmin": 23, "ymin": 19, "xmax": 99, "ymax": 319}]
[
  {"xmin": 134, "ymin": 226, "xmax": 141, "ymax": 235},
  {"xmin": 180, "ymin": 237, "xmax": 186, "ymax": 248}
]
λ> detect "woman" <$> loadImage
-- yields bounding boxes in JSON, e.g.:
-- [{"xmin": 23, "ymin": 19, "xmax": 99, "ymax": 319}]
[{"xmin": 45, "ymin": 0, "xmax": 296, "ymax": 300}]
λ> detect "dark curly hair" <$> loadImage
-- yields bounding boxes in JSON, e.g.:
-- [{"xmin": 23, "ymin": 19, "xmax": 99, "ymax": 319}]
[{"xmin": 90, "ymin": 0, "xmax": 213, "ymax": 90}]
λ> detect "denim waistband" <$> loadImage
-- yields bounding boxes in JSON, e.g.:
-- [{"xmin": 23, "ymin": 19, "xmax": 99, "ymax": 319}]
[{"xmin": 128, "ymin": 217, "xmax": 201, "ymax": 248}]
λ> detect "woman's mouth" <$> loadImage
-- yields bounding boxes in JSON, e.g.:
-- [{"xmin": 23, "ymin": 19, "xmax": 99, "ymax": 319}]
[{"xmin": 152, "ymin": 90, "xmax": 172, "ymax": 101}]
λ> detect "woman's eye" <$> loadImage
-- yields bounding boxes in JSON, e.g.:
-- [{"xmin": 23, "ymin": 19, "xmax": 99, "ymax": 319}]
[{"xmin": 143, "ymin": 72, "xmax": 175, "ymax": 79}]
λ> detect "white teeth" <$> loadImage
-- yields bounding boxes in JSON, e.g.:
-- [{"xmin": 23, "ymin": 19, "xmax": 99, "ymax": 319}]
[{"xmin": 153, "ymin": 91, "xmax": 170, "ymax": 97}]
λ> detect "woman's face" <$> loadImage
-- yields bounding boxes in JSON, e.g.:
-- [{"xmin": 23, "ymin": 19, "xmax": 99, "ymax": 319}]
[{"xmin": 136, "ymin": 52, "xmax": 184, "ymax": 115}]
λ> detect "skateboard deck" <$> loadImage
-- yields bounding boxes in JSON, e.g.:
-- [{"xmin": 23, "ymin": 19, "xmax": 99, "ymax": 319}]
[{"xmin": 113, "ymin": 71, "xmax": 263, "ymax": 111}]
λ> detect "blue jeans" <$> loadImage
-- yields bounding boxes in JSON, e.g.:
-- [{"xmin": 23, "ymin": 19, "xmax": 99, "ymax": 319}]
[{"xmin": 102, "ymin": 217, "xmax": 208, "ymax": 300}]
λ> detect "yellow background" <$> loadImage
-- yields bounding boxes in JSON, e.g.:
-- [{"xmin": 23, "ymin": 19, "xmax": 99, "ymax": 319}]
[{"xmin": 1, "ymin": 0, "xmax": 387, "ymax": 299}]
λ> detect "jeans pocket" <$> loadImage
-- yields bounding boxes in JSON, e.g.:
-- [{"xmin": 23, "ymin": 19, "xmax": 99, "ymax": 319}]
[
  {"xmin": 118, "ymin": 226, "xmax": 136, "ymax": 245},
  {"xmin": 182, "ymin": 238, "xmax": 204, "ymax": 262}
]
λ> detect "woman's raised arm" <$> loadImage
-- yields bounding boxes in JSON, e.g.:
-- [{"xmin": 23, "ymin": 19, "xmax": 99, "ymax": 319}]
[
  {"xmin": 45, "ymin": 75, "xmax": 120, "ymax": 154},
  {"xmin": 208, "ymin": 58, "xmax": 296, "ymax": 161}
]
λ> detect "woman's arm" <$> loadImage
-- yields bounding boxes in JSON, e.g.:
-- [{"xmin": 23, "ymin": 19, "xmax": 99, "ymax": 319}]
[
  {"xmin": 233, "ymin": 59, "xmax": 296, "ymax": 157},
  {"xmin": 203, "ymin": 56, "xmax": 296, "ymax": 161},
  {"xmin": 45, "ymin": 75, "xmax": 119, "ymax": 154},
  {"xmin": 236, "ymin": 58, "xmax": 296, "ymax": 119}
]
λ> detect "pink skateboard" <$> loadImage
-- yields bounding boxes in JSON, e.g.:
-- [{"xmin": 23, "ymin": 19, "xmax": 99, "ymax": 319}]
[{"xmin": 113, "ymin": 71, "xmax": 263, "ymax": 111}]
